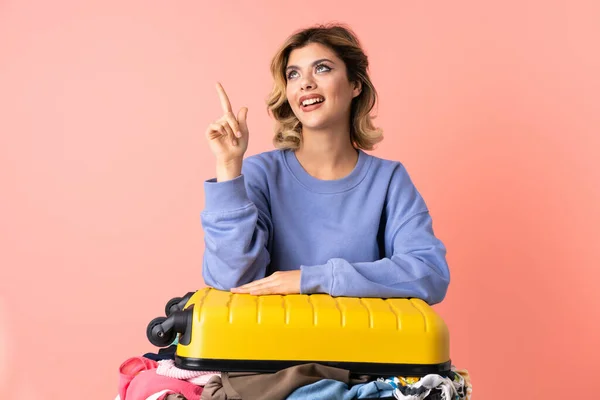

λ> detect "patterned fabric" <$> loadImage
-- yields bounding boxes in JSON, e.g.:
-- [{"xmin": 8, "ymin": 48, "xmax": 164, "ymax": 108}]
[{"xmin": 378, "ymin": 366, "xmax": 472, "ymax": 400}]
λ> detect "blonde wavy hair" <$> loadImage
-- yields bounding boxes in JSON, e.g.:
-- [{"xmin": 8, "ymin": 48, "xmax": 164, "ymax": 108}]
[{"xmin": 266, "ymin": 23, "xmax": 383, "ymax": 151}]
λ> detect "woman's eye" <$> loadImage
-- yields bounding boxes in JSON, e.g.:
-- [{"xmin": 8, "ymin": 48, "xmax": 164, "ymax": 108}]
[{"xmin": 286, "ymin": 64, "xmax": 330, "ymax": 80}]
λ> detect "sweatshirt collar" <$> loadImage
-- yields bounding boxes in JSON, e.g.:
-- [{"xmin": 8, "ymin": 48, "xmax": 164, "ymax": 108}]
[{"xmin": 283, "ymin": 148, "xmax": 372, "ymax": 194}]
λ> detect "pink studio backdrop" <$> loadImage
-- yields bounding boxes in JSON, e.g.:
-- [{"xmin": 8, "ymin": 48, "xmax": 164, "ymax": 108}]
[{"xmin": 1, "ymin": 1, "xmax": 598, "ymax": 398}]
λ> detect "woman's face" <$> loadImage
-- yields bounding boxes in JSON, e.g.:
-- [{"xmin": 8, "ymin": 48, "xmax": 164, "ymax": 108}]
[{"xmin": 285, "ymin": 42, "xmax": 361, "ymax": 131}]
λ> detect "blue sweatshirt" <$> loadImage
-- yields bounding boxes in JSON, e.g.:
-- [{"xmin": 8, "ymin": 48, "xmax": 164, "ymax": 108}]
[{"xmin": 201, "ymin": 149, "xmax": 450, "ymax": 304}]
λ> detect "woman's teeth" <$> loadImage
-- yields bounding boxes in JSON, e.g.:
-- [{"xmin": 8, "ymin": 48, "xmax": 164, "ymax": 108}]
[{"xmin": 302, "ymin": 98, "xmax": 324, "ymax": 106}]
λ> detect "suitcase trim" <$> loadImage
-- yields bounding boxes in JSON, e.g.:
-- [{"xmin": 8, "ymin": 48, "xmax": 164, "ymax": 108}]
[{"xmin": 174, "ymin": 355, "xmax": 452, "ymax": 377}]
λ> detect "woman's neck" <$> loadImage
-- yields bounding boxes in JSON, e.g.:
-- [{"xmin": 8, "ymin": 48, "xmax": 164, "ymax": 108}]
[{"xmin": 295, "ymin": 127, "xmax": 358, "ymax": 180}]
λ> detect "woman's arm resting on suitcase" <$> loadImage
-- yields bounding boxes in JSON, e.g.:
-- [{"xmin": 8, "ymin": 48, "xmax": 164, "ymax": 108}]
[
  {"xmin": 231, "ymin": 212, "xmax": 449, "ymax": 304},
  {"xmin": 300, "ymin": 210, "xmax": 450, "ymax": 305}
]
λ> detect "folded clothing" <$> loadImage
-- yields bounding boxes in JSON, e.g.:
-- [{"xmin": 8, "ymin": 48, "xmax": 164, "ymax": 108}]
[
  {"xmin": 118, "ymin": 356, "xmax": 203, "ymax": 400},
  {"xmin": 202, "ymin": 363, "xmax": 371, "ymax": 400},
  {"xmin": 157, "ymin": 359, "xmax": 220, "ymax": 386}
]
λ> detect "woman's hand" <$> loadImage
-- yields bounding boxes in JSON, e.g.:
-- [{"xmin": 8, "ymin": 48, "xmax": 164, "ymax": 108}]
[
  {"xmin": 205, "ymin": 83, "xmax": 249, "ymax": 178},
  {"xmin": 230, "ymin": 271, "xmax": 301, "ymax": 295}
]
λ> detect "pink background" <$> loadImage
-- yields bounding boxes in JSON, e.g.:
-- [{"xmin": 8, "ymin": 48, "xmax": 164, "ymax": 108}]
[{"xmin": 1, "ymin": 0, "xmax": 599, "ymax": 398}]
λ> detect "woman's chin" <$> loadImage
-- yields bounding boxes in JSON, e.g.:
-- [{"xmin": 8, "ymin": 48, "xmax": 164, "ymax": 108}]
[{"xmin": 298, "ymin": 117, "xmax": 333, "ymax": 131}]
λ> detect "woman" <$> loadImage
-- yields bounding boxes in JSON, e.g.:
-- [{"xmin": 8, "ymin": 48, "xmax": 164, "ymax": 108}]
[{"xmin": 201, "ymin": 24, "xmax": 450, "ymax": 304}]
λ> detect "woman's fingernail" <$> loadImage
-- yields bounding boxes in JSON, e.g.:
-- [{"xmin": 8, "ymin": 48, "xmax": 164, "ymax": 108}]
[{"xmin": 236, "ymin": 131, "xmax": 242, "ymax": 138}]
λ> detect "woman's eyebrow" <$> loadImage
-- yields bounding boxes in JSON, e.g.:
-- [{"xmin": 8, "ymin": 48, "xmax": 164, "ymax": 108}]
[{"xmin": 286, "ymin": 58, "xmax": 334, "ymax": 72}]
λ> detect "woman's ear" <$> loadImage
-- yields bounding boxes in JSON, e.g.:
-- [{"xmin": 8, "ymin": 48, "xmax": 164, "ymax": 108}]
[{"xmin": 352, "ymin": 81, "xmax": 362, "ymax": 98}]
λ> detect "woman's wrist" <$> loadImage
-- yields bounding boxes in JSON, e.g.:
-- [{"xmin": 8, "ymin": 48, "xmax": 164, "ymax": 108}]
[{"xmin": 216, "ymin": 157, "xmax": 242, "ymax": 182}]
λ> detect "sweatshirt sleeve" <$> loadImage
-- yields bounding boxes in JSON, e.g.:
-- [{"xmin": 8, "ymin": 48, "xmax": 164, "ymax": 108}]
[
  {"xmin": 200, "ymin": 158, "xmax": 272, "ymax": 290},
  {"xmin": 299, "ymin": 165, "xmax": 450, "ymax": 305}
]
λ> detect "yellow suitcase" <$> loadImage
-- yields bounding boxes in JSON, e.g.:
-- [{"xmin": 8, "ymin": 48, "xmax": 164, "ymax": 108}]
[{"xmin": 147, "ymin": 288, "xmax": 451, "ymax": 376}]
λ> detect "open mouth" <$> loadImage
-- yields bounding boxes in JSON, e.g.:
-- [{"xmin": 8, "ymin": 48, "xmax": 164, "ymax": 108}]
[{"xmin": 300, "ymin": 97, "xmax": 325, "ymax": 109}]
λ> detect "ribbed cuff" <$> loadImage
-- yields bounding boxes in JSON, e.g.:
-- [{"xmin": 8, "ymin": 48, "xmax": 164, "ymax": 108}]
[
  {"xmin": 300, "ymin": 261, "xmax": 334, "ymax": 294},
  {"xmin": 204, "ymin": 175, "xmax": 251, "ymax": 212}
]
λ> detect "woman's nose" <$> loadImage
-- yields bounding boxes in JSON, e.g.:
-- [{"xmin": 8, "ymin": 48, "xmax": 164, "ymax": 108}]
[{"xmin": 300, "ymin": 75, "xmax": 316, "ymax": 91}]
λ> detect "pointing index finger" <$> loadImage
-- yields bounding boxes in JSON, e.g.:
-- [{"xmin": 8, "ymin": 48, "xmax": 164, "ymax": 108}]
[{"xmin": 216, "ymin": 82, "xmax": 233, "ymax": 114}]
